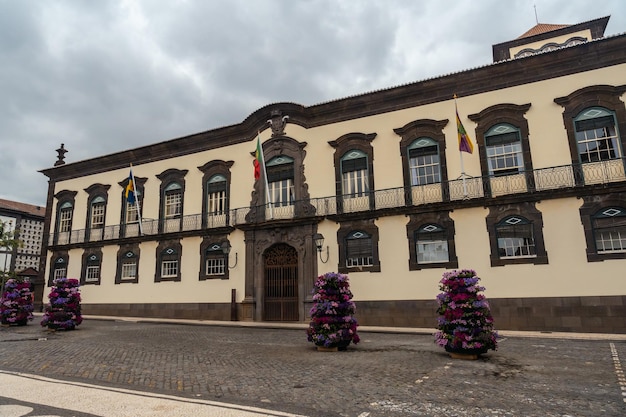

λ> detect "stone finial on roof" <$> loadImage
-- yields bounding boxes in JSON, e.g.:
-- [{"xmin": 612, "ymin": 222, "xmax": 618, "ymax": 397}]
[{"xmin": 54, "ymin": 143, "xmax": 68, "ymax": 166}]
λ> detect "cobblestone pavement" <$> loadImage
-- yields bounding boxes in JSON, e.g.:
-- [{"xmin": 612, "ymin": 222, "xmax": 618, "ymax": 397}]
[{"xmin": 1, "ymin": 319, "xmax": 626, "ymax": 417}]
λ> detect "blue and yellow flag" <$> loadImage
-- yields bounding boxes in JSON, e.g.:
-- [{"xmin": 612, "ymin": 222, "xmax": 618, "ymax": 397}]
[{"xmin": 125, "ymin": 170, "xmax": 136, "ymax": 204}]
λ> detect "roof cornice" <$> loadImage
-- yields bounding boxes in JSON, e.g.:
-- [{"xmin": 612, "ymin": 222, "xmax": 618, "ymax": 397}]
[{"xmin": 41, "ymin": 33, "xmax": 626, "ymax": 182}]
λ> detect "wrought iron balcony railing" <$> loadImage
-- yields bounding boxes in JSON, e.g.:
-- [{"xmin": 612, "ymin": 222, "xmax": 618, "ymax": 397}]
[{"xmin": 48, "ymin": 158, "xmax": 626, "ymax": 246}]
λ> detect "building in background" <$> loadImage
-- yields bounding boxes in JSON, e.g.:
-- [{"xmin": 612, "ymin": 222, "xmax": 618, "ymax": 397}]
[
  {"xmin": 39, "ymin": 16, "xmax": 626, "ymax": 333},
  {"xmin": 0, "ymin": 198, "xmax": 46, "ymax": 309}
]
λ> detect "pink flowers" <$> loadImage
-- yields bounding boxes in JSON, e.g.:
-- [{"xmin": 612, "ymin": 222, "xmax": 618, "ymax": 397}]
[
  {"xmin": 307, "ymin": 272, "xmax": 359, "ymax": 349},
  {"xmin": 41, "ymin": 277, "xmax": 82, "ymax": 330},
  {"xmin": 434, "ymin": 269, "xmax": 498, "ymax": 354}
]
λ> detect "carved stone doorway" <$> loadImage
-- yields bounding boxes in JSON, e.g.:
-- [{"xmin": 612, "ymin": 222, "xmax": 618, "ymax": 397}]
[{"xmin": 263, "ymin": 243, "xmax": 299, "ymax": 321}]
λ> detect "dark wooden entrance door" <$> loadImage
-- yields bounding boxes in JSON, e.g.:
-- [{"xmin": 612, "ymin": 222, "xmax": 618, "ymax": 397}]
[{"xmin": 263, "ymin": 243, "xmax": 298, "ymax": 321}]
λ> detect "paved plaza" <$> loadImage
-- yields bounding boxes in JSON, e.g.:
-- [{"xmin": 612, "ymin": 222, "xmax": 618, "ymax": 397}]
[{"xmin": 1, "ymin": 316, "xmax": 626, "ymax": 416}]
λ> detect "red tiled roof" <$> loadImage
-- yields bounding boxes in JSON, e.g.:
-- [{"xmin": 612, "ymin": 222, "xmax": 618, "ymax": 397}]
[
  {"xmin": 0, "ymin": 198, "xmax": 45, "ymax": 218},
  {"xmin": 517, "ymin": 23, "xmax": 570, "ymax": 39}
]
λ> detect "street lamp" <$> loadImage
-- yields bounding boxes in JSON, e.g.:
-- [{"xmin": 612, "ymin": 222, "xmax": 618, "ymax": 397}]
[
  {"xmin": 220, "ymin": 241, "xmax": 238, "ymax": 269},
  {"xmin": 314, "ymin": 233, "xmax": 329, "ymax": 263}
]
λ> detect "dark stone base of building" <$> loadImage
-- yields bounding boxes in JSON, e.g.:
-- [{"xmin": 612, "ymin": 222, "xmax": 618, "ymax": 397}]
[
  {"xmin": 354, "ymin": 296, "xmax": 626, "ymax": 334},
  {"xmin": 82, "ymin": 295, "xmax": 626, "ymax": 334},
  {"xmin": 83, "ymin": 302, "xmax": 233, "ymax": 321}
]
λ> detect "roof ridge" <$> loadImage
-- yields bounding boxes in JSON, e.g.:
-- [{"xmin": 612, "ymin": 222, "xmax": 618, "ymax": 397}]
[
  {"xmin": 517, "ymin": 23, "xmax": 571, "ymax": 39},
  {"xmin": 0, "ymin": 198, "xmax": 45, "ymax": 217}
]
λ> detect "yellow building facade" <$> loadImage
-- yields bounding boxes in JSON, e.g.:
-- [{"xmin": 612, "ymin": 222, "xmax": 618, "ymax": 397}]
[{"xmin": 40, "ymin": 17, "xmax": 626, "ymax": 332}]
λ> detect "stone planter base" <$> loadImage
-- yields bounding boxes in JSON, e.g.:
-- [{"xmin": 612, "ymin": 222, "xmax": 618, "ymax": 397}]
[
  {"xmin": 317, "ymin": 346, "xmax": 338, "ymax": 352},
  {"xmin": 445, "ymin": 346, "xmax": 486, "ymax": 360},
  {"xmin": 449, "ymin": 352, "xmax": 479, "ymax": 360}
]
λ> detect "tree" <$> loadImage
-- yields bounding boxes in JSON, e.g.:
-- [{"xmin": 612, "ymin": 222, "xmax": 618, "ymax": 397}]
[{"xmin": 0, "ymin": 220, "xmax": 22, "ymax": 300}]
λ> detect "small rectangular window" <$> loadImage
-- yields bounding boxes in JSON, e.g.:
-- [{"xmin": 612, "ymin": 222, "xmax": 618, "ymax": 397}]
[
  {"xmin": 417, "ymin": 240, "xmax": 449, "ymax": 263},
  {"xmin": 91, "ymin": 203, "xmax": 105, "ymax": 229},
  {"xmin": 165, "ymin": 192, "xmax": 182, "ymax": 218},
  {"xmin": 59, "ymin": 209, "xmax": 72, "ymax": 233},
  {"xmin": 346, "ymin": 237, "xmax": 373, "ymax": 267},
  {"xmin": 121, "ymin": 261, "xmax": 137, "ymax": 280},
  {"xmin": 594, "ymin": 215, "xmax": 626, "ymax": 253},
  {"xmin": 85, "ymin": 265, "xmax": 100, "ymax": 282},
  {"xmin": 161, "ymin": 260, "xmax": 178, "ymax": 278},
  {"xmin": 126, "ymin": 202, "xmax": 139, "ymax": 223},
  {"xmin": 268, "ymin": 179, "xmax": 294, "ymax": 207},
  {"xmin": 497, "ymin": 223, "xmax": 536, "ymax": 258},
  {"xmin": 342, "ymin": 170, "xmax": 369, "ymax": 197},
  {"xmin": 205, "ymin": 257, "xmax": 225, "ymax": 275},
  {"xmin": 207, "ymin": 190, "xmax": 226, "ymax": 215}
]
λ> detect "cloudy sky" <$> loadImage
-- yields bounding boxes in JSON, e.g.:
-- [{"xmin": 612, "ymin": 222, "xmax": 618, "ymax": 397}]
[{"xmin": 1, "ymin": 0, "xmax": 625, "ymax": 207}]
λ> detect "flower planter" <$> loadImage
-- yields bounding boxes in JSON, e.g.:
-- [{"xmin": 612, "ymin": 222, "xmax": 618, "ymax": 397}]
[
  {"xmin": 307, "ymin": 272, "xmax": 360, "ymax": 350},
  {"xmin": 41, "ymin": 278, "xmax": 82, "ymax": 331},
  {"xmin": 1, "ymin": 279, "xmax": 34, "ymax": 326},
  {"xmin": 434, "ymin": 269, "xmax": 498, "ymax": 357}
]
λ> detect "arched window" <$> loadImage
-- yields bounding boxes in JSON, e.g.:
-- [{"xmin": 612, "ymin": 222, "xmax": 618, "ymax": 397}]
[
  {"xmin": 341, "ymin": 150, "xmax": 369, "ymax": 197},
  {"xmin": 124, "ymin": 188, "xmax": 141, "ymax": 224},
  {"xmin": 84, "ymin": 184, "xmax": 110, "ymax": 241},
  {"xmin": 485, "ymin": 123, "xmax": 523, "ymax": 176},
  {"xmin": 52, "ymin": 191, "xmax": 77, "ymax": 245},
  {"xmin": 574, "ymin": 107, "xmax": 621, "ymax": 163},
  {"xmin": 207, "ymin": 174, "xmax": 227, "ymax": 215},
  {"xmin": 164, "ymin": 182, "xmax": 182, "ymax": 218},
  {"xmin": 89, "ymin": 196, "xmax": 106, "ymax": 229},
  {"xmin": 199, "ymin": 160, "xmax": 233, "ymax": 228},
  {"xmin": 57, "ymin": 202, "xmax": 73, "ymax": 233},
  {"xmin": 408, "ymin": 138, "xmax": 441, "ymax": 186},
  {"xmin": 157, "ymin": 168, "xmax": 188, "ymax": 229},
  {"xmin": 329, "ymin": 133, "xmax": 376, "ymax": 214}
]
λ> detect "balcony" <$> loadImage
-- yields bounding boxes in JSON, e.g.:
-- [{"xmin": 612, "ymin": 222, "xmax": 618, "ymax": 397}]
[{"xmin": 48, "ymin": 158, "xmax": 626, "ymax": 246}]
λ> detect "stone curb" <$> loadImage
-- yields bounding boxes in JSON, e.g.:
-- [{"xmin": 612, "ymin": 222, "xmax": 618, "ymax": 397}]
[{"xmin": 74, "ymin": 314, "xmax": 626, "ymax": 341}]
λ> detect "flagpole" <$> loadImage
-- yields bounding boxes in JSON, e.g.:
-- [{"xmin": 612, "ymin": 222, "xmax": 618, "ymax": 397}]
[
  {"xmin": 129, "ymin": 163, "xmax": 144, "ymax": 235},
  {"xmin": 454, "ymin": 95, "xmax": 468, "ymax": 197},
  {"xmin": 258, "ymin": 132, "xmax": 273, "ymax": 219},
  {"xmin": 459, "ymin": 147, "xmax": 468, "ymax": 197}
]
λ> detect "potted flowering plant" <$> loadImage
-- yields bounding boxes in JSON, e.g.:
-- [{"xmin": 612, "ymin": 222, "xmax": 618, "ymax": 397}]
[
  {"xmin": 1, "ymin": 278, "xmax": 34, "ymax": 326},
  {"xmin": 307, "ymin": 272, "xmax": 360, "ymax": 351},
  {"xmin": 41, "ymin": 277, "xmax": 83, "ymax": 330},
  {"xmin": 434, "ymin": 269, "xmax": 497, "ymax": 358}
]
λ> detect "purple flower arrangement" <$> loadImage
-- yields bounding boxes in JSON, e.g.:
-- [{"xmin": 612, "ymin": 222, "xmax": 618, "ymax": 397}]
[
  {"xmin": 1, "ymin": 279, "xmax": 34, "ymax": 325},
  {"xmin": 41, "ymin": 277, "xmax": 83, "ymax": 330},
  {"xmin": 434, "ymin": 269, "xmax": 497, "ymax": 354},
  {"xmin": 307, "ymin": 272, "xmax": 360, "ymax": 349}
]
